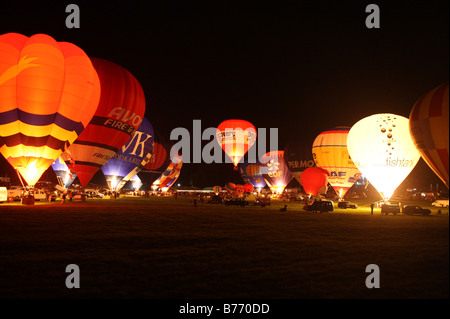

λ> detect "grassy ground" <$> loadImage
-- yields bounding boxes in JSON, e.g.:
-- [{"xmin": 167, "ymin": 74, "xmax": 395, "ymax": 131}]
[{"xmin": 0, "ymin": 196, "xmax": 448, "ymax": 299}]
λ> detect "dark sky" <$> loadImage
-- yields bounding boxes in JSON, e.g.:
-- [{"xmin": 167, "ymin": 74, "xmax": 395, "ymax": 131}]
[{"xmin": 0, "ymin": 0, "xmax": 448, "ymax": 189}]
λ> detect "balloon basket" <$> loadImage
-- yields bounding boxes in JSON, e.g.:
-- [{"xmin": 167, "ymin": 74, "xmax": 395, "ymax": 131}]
[
  {"xmin": 21, "ymin": 195, "xmax": 35, "ymax": 205},
  {"xmin": 74, "ymin": 194, "xmax": 86, "ymax": 202}
]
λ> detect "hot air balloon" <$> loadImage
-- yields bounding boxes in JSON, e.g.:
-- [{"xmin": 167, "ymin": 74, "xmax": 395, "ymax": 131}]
[
  {"xmin": 213, "ymin": 186, "xmax": 222, "ymax": 195},
  {"xmin": 51, "ymin": 156, "xmax": 77, "ymax": 189},
  {"xmin": 152, "ymin": 152, "xmax": 183, "ymax": 190},
  {"xmin": 216, "ymin": 119, "xmax": 257, "ymax": 169},
  {"xmin": 102, "ymin": 117, "xmax": 154, "ymax": 191},
  {"xmin": 260, "ymin": 151, "xmax": 293, "ymax": 194},
  {"xmin": 347, "ymin": 113, "xmax": 421, "ymax": 201},
  {"xmin": 312, "ymin": 127, "xmax": 362, "ymax": 198},
  {"xmin": 243, "ymin": 182, "xmax": 254, "ymax": 193},
  {"xmin": 301, "ymin": 167, "xmax": 329, "ymax": 197},
  {"xmin": 63, "ymin": 57, "xmax": 146, "ymax": 187},
  {"xmin": 409, "ymin": 82, "xmax": 449, "ymax": 188},
  {"xmin": 225, "ymin": 182, "xmax": 236, "ymax": 194},
  {"xmin": 0, "ymin": 33, "xmax": 100, "ymax": 187},
  {"xmin": 141, "ymin": 131, "xmax": 172, "ymax": 186},
  {"xmin": 284, "ymin": 140, "xmax": 315, "ymax": 186},
  {"xmin": 245, "ymin": 162, "xmax": 266, "ymax": 191}
]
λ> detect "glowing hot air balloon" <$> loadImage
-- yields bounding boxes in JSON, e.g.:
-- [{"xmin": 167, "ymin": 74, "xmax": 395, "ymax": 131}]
[
  {"xmin": 64, "ymin": 57, "xmax": 146, "ymax": 187},
  {"xmin": 51, "ymin": 156, "xmax": 77, "ymax": 189},
  {"xmin": 260, "ymin": 151, "xmax": 293, "ymax": 194},
  {"xmin": 301, "ymin": 167, "xmax": 330, "ymax": 197},
  {"xmin": 216, "ymin": 119, "xmax": 257, "ymax": 169},
  {"xmin": 102, "ymin": 117, "xmax": 154, "ymax": 191},
  {"xmin": 245, "ymin": 162, "xmax": 266, "ymax": 191},
  {"xmin": 152, "ymin": 152, "xmax": 183, "ymax": 190},
  {"xmin": 409, "ymin": 82, "xmax": 449, "ymax": 188},
  {"xmin": 312, "ymin": 127, "xmax": 362, "ymax": 198},
  {"xmin": 347, "ymin": 114, "xmax": 421, "ymax": 201},
  {"xmin": 0, "ymin": 33, "xmax": 100, "ymax": 186}
]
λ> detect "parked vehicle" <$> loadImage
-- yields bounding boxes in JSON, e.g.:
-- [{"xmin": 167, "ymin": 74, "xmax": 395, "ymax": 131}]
[
  {"xmin": 254, "ymin": 197, "xmax": 271, "ymax": 207},
  {"xmin": 0, "ymin": 187, "xmax": 7, "ymax": 202},
  {"xmin": 337, "ymin": 201, "xmax": 358, "ymax": 209},
  {"xmin": 224, "ymin": 198, "xmax": 249, "ymax": 207},
  {"xmin": 381, "ymin": 203, "xmax": 401, "ymax": 215},
  {"xmin": 304, "ymin": 200, "xmax": 334, "ymax": 213},
  {"xmin": 84, "ymin": 189, "xmax": 104, "ymax": 198},
  {"xmin": 207, "ymin": 195, "xmax": 223, "ymax": 204},
  {"xmin": 7, "ymin": 186, "xmax": 24, "ymax": 201},
  {"xmin": 432, "ymin": 200, "xmax": 449, "ymax": 208},
  {"xmin": 402, "ymin": 205, "xmax": 432, "ymax": 216}
]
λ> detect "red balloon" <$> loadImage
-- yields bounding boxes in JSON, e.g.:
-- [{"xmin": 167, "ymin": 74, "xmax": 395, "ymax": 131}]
[
  {"xmin": 301, "ymin": 167, "xmax": 330, "ymax": 196},
  {"xmin": 243, "ymin": 183, "xmax": 254, "ymax": 193},
  {"xmin": 144, "ymin": 142, "xmax": 167, "ymax": 171}
]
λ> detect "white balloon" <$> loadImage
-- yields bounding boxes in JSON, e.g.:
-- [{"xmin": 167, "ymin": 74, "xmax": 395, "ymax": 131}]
[{"xmin": 347, "ymin": 114, "xmax": 421, "ymax": 200}]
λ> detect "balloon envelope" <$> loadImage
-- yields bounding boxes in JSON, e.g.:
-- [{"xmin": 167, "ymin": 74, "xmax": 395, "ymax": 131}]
[
  {"xmin": 260, "ymin": 150, "xmax": 293, "ymax": 194},
  {"xmin": 102, "ymin": 118, "xmax": 154, "ymax": 191},
  {"xmin": 301, "ymin": 167, "xmax": 329, "ymax": 196},
  {"xmin": 312, "ymin": 127, "xmax": 361, "ymax": 198},
  {"xmin": 0, "ymin": 33, "xmax": 100, "ymax": 186},
  {"xmin": 409, "ymin": 82, "xmax": 449, "ymax": 187},
  {"xmin": 64, "ymin": 57, "xmax": 146, "ymax": 187},
  {"xmin": 51, "ymin": 156, "xmax": 77, "ymax": 188},
  {"xmin": 347, "ymin": 113, "xmax": 421, "ymax": 200},
  {"xmin": 216, "ymin": 119, "xmax": 257, "ymax": 167}
]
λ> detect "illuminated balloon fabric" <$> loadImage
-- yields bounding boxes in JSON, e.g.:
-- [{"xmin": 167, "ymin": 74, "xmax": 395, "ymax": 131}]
[
  {"xmin": 409, "ymin": 82, "xmax": 449, "ymax": 187},
  {"xmin": 347, "ymin": 114, "xmax": 421, "ymax": 200},
  {"xmin": 51, "ymin": 156, "xmax": 77, "ymax": 188},
  {"xmin": 216, "ymin": 119, "xmax": 257, "ymax": 168},
  {"xmin": 102, "ymin": 117, "xmax": 154, "ymax": 191},
  {"xmin": 152, "ymin": 153, "xmax": 183, "ymax": 189},
  {"xmin": 144, "ymin": 142, "xmax": 167, "ymax": 171},
  {"xmin": 245, "ymin": 163, "xmax": 267, "ymax": 189},
  {"xmin": 213, "ymin": 186, "xmax": 222, "ymax": 194},
  {"xmin": 260, "ymin": 151, "xmax": 293, "ymax": 193},
  {"xmin": 284, "ymin": 141, "xmax": 315, "ymax": 186},
  {"xmin": 312, "ymin": 127, "xmax": 361, "ymax": 198},
  {"xmin": 243, "ymin": 183, "xmax": 254, "ymax": 193},
  {"xmin": 301, "ymin": 167, "xmax": 329, "ymax": 196},
  {"xmin": 0, "ymin": 33, "xmax": 100, "ymax": 186},
  {"xmin": 225, "ymin": 182, "xmax": 236, "ymax": 193},
  {"xmin": 64, "ymin": 57, "xmax": 146, "ymax": 187}
]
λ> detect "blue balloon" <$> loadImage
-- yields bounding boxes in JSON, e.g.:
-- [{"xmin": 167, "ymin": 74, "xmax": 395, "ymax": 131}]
[{"xmin": 101, "ymin": 118, "xmax": 154, "ymax": 190}]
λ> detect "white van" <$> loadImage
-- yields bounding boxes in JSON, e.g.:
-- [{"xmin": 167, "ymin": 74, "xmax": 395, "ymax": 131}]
[
  {"xmin": 7, "ymin": 186, "xmax": 23, "ymax": 201},
  {"xmin": 33, "ymin": 189, "xmax": 48, "ymax": 201},
  {"xmin": 0, "ymin": 187, "xmax": 7, "ymax": 202}
]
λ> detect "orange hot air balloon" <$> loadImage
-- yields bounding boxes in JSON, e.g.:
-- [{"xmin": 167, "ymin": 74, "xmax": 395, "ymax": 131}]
[
  {"xmin": 0, "ymin": 33, "xmax": 100, "ymax": 186},
  {"xmin": 409, "ymin": 82, "xmax": 449, "ymax": 188},
  {"xmin": 216, "ymin": 119, "xmax": 257, "ymax": 169}
]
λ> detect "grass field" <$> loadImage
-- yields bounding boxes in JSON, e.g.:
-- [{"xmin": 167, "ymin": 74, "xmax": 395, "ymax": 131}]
[{"xmin": 0, "ymin": 196, "xmax": 448, "ymax": 299}]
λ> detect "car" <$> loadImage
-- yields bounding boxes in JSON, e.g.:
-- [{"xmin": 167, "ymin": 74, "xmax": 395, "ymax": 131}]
[
  {"xmin": 337, "ymin": 201, "xmax": 358, "ymax": 209},
  {"xmin": 304, "ymin": 200, "xmax": 334, "ymax": 213},
  {"xmin": 254, "ymin": 197, "xmax": 271, "ymax": 207},
  {"xmin": 432, "ymin": 200, "xmax": 449, "ymax": 208},
  {"xmin": 381, "ymin": 203, "xmax": 401, "ymax": 215},
  {"xmin": 207, "ymin": 195, "xmax": 223, "ymax": 204},
  {"xmin": 224, "ymin": 198, "xmax": 249, "ymax": 207},
  {"xmin": 402, "ymin": 205, "xmax": 431, "ymax": 216}
]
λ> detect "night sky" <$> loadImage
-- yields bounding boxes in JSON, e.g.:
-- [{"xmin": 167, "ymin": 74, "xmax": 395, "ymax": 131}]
[{"xmin": 0, "ymin": 0, "xmax": 448, "ymax": 189}]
